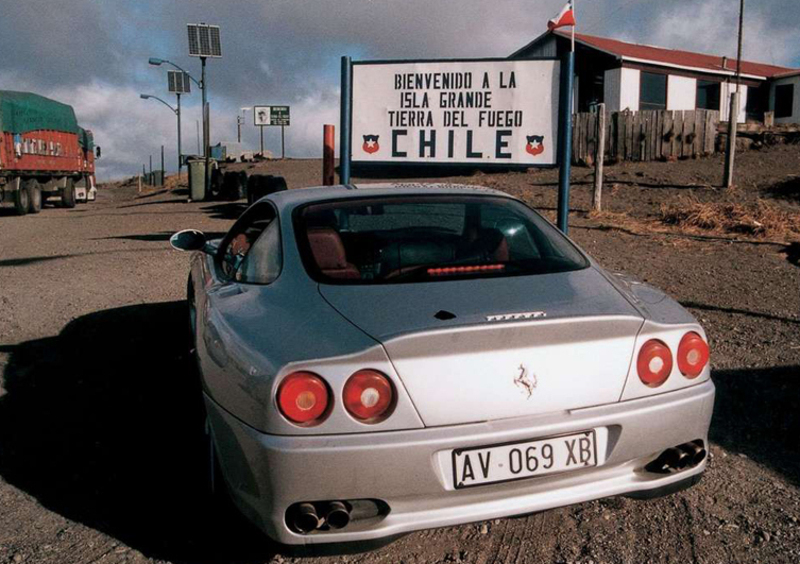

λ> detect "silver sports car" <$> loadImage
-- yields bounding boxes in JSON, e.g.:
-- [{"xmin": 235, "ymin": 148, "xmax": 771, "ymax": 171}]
[{"xmin": 170, "ymin": 183, "xmax": 714, "ymax": 546}]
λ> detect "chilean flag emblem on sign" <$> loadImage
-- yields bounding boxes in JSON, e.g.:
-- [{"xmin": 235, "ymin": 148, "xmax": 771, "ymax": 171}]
[{"xmin": 548, "ymin": 2, "xmax": 576, "ymax": 30}]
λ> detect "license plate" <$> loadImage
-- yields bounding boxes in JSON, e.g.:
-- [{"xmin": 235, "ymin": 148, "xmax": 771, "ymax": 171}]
[{"xmin": 452, "ymin": 430, "xmax": 598, "ymax": 489}]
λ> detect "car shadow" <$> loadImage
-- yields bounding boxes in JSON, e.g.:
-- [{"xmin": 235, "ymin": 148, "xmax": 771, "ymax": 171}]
[
  {"xmin": 710, "ymin": 365, "xmax": 800, "ymax": 487},
  {"xmin": 0, "ymin": 302, "xmax": 278, "ymax": 564}
]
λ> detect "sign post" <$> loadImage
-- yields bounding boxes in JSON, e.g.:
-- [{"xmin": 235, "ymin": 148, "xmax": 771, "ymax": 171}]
[
  {"xmin": 254, "ymin": 105, "xmax": 291, "ymax": 159},
  {"xmin": 340, "ymin": 56, "xmax": 352, "ymax": 184},
  {"xmin": 556, "ymin": 51, "xmax": 575, "ymax": 234}
]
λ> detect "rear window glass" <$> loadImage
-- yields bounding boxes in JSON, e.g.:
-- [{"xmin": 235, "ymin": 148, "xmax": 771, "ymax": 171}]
[{"xmin": 295, "ymin": 196, "xmax": 588, "ymax": 284}]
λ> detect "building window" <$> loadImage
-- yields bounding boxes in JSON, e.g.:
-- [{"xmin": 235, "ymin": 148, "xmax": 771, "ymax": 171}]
[
  {"xmin": 775, "ymin": 84, "xmax": 794, "ymax": 118},
  {"xmin": 640, "ymin": 72, "xmax": 667, "ymax": 110},
  {"xmin": 697, "ymin": 80, "xmax": 721, "ymax": 110}
]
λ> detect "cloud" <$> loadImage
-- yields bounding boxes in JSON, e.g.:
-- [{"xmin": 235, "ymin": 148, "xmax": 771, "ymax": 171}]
[{"xmin": 1, "ymin": 0, "xmax": 799, "ymax": 180}]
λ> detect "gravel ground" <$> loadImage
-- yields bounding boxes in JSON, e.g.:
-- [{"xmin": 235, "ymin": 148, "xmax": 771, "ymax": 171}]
[{"xmin": 0, "ymin": 146, "xmax": 798, "ymax": 564}]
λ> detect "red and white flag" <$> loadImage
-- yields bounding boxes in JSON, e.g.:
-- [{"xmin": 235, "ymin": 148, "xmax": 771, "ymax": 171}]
[{"xmin": 548, "ymin": 2, "xmax": 576, "ymax": 30}]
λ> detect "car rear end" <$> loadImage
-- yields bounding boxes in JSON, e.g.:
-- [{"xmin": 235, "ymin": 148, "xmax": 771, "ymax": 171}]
[{"xmin": 204, "ymin": 186, "xmax": 714, "ymax": 545}]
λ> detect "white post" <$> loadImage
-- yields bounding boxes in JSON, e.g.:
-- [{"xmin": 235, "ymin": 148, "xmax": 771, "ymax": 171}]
[{"xmin": 593, "ymin": 103, "xmax": 606, "ymax": 211}]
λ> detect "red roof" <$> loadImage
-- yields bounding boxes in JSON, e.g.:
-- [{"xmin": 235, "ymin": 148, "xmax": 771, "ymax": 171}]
[{"xmin": 554, "ymin": 31, "xmax": 796, "ymax": 79}]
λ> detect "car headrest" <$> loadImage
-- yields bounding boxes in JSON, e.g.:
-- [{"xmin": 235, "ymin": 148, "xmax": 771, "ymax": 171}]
[{"xmin": 307, "ymin": 228, "xmax": 349, "ymax": 270}]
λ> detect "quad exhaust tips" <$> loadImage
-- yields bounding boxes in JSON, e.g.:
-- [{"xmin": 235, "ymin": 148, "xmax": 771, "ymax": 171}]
[
  {"xmin": 646, "ymin": 440, "xmax": 707, "ymax": 474},
  {"xmin": 288, "ymin": 501, "xmax": 352, "ymax": 533}
]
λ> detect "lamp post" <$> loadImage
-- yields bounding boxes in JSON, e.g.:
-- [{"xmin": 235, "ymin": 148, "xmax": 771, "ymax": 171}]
[
  {"xmin": 149, "ymin": 57, "xmax": 202, "ymax": 181},
  {"xmin": 140, "ymin": 93, "xmax": 180, "ymax": 181}
]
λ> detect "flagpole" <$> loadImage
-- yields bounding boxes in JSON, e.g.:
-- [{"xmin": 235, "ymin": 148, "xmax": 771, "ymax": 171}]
[{"xmin": 571, "ymin": 0, "xmax": 575, "ymax": 52}]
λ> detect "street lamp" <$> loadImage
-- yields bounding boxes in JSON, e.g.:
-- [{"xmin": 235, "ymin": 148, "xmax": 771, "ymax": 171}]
[{"xmin": 140, "ymin": 94, "xmax": 180, "ymax": 180}]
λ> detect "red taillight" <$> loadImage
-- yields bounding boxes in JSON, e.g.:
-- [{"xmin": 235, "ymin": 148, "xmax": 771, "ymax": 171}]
[
  {"xmin": 677, "ymin": 332, "xmax": 709, "ymax": 378},
  {"xmin": 343, "ymin": 370, "xmax": 394, "ymax": 422},
  {"xmin": 637, "ymin": 339, "xmax": 673, "ymax": 387},
  {"xmin": 277, "ymin": 372, "xmax": 330, "ymax": 425}
]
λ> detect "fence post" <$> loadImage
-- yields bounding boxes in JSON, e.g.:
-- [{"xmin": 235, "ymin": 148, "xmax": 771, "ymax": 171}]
[
  {"xmin": 323, "ymin": 124, "xmax": 335, "ymax": 185},
  {"xmin": 593, "ymin": 104, "xmax": 606, "ymax": 212}
]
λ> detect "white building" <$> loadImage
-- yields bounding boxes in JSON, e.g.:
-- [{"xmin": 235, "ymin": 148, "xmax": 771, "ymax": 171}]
[
  {"xmin": 770, "ymin": 70, "xmax": 800, "ymax": 124},
  {"xmin": 511, "ymin": 31, "xmax": 799, "ymax": 124}
]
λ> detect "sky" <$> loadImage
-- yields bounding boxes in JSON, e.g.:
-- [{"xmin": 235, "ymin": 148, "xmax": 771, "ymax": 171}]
[{"xmin": 1, "ymin": 0, "xmax": 798, "ymax": 180}]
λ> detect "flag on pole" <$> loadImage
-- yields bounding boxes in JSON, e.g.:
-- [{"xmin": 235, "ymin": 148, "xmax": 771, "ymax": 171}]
[{"xmin": 547, "ymin": 2, "xmax": 576, "ymax": 31}]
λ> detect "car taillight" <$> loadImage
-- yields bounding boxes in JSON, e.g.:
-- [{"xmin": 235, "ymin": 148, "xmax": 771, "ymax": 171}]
[
  {"xmin": 637, "ymin": 339, "xmax": 673, "ymax": 387},
  {"xmin": 277, "ymin": 372, "xmax": 330, "ymax": 425},
  {"xmin": 343, "ymin": 370, "xmax": 394, "ymax": 422},
  {"xmin": 677, "ymin": 332, "xmax": 709, "ymax": 378}
]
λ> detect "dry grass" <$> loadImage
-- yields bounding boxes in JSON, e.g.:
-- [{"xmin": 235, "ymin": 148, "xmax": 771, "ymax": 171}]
[{"xmin": 659, "ymin": 196, "xmax": 800, "ymax": 239}]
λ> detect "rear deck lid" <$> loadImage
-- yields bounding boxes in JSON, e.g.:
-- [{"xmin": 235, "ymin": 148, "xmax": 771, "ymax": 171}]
[{"xmin": 320, "ymin": 268, "xmax": 645, "ymax": 426}]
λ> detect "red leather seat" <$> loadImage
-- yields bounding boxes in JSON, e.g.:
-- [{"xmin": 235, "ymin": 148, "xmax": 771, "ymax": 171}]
[{"xmin": 307, "ymin": 228, "xmax": 361, "ymax": 280}]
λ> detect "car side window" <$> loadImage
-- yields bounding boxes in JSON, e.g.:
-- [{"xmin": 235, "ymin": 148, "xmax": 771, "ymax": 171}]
[
  {"xmin": 218, "ymin": 203, "xmax": 281, "ymax": 283},
  {"xmin": 237, "ymin": 219, "xmax": 282, "ymax": 284}
]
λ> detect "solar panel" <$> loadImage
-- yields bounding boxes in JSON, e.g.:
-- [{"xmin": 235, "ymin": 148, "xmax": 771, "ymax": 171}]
[
  {"xmin": 187, "ymin": 23, "xmax": 221, "ymax": 58},
  {"xmin": 187, "ymin": 24, "xmax": 200, "ymax": 56},
  {"xmin": 168, "ymin": 71, "xmax": 191, "ymax": 94}
]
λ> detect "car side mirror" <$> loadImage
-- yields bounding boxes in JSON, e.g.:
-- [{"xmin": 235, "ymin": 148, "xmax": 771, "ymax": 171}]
[
  {"xmin": 95, "ymin": 146, "xmax": 102, "ymax": 159},
  {"xmin": 170, "ymin": 229, "xmax": 208, "ymax": 252}
]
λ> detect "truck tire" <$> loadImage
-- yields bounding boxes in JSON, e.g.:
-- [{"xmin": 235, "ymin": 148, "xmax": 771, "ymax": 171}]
[
  {"xmin": 13, "ymin": 182, "xmax": 29, "ymax": 216},
  {"xmin": 25, "ymin": 180, "xmax": 42, "ymax": 214},
  {"xmin": 62, "ymin": 178, "xmax": 76, "ymax": 208}
]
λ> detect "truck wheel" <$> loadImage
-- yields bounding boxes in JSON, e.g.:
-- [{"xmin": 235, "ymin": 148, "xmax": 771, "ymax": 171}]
[
  {"xmin": 62, "ymin": 179, "xmax": 76, "ymax": 208},
  {"xmin": 13, "ymin": 183, "xmax": 29, "ymax": 216},
  {"xmin": 25, "ymin": 180, "xmax": 42, "ymax": 214}
]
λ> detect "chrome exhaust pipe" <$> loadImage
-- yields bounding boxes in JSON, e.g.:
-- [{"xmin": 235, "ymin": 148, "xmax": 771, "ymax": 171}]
[
  {"xmin": 680, "ymin": 441, "xmax": 707, "ymax": 467},
  {"xmin": 663, "ymin": 447, "xmax": 690, "ymax": 470},
  {"xmin": 323, "ymin": 501, "xmax": 351, "ymax": 530},
  {"xmin": 291, "ymin": 503, "xmax": 322, "ymax": 534}
]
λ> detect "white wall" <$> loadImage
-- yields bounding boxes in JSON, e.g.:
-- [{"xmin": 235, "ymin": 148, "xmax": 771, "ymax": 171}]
[
  {"xmin": 770, "ymin": 76, "xmax": 800, "ymax": 124},
  {"xmin": 604, "ymin": 67, "xmax": 641, "ymax": 112},
  {"xmin": 620, "ymin": 68, "xmax": 640, "ymax": 112},
  {"xmin": 667, "ymin": 75, "xmax": 697, "ymax": 110},
  {"xmin": 721, "ymin": 82, "xmax": 748, "ymax": 123}
]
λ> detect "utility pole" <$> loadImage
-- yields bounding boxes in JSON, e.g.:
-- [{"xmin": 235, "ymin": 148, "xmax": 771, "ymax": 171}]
[
  {"xmin": 724, "ymin": 0, "xmax": 745, "ymax": 189},
  {"xmin": 176, "ymin": 93, "xmax": 182, "ymax": 178}
]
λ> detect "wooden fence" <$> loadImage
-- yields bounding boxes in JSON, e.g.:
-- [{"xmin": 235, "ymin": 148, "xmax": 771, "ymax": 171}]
[{"xmin": 572, "ymin": 109, "xmax": 720, "ymax": 164}]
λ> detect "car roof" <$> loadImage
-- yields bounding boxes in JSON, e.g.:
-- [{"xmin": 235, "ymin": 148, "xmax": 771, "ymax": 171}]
[{"xmin": 265, "ymin": 183, "xmax": 515, "ymax": 208}]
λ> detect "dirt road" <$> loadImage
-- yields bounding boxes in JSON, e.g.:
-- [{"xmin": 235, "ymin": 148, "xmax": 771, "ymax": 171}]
[{"xmin": 0, "ymin": 149, "xmax": 799, "ymax": 564}]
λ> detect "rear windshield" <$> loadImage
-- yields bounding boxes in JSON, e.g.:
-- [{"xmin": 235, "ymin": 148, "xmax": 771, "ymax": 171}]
[{"xmin": 295, "ymin": 195, "xmax": 588, "ymax": 284}]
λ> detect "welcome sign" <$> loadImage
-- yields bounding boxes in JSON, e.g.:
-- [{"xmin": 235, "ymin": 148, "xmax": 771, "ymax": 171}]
[{"xmin": 351, "ymin": 59, "xmax": 560, "ymax": 167}]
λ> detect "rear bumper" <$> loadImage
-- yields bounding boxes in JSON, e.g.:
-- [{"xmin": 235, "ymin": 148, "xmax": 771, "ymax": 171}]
[{"xmin": 205, "ymin": 379, "xmax": 715, "ymax": 545}]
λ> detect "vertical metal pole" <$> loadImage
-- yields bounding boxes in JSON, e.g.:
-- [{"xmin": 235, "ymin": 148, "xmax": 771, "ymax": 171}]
[
  {"xmin": 176, "ymin": 93, "xmax": 182, "ymax": 179},
  {"xmin": 339, "ymin": 56, "xmax": 353, "ymax": 185},
  {"xmin": 557, "ymin": 51, "xmax": 575, "ymax": 234},
  {"xmin": 724, "ymin": 0, "xmax": 745, "ymax": 189},
  {"xmin": 260, "ymin": 125, "xmax": 264, "ymax": 156},
  {"xmin": 593, "ymin": 103, "xmax": 606, "ymax": 211},
  {"xmin": 323, "ymin": 124, "xmax": 335, "ymax": 185},
  {"xmin": 237, "ymin": 116, "xmax": 241, "ymax": 143},
  {"xmin": 201, "ymin": 56, "xmax": 209, "ymax": 198},
  {"xmin": 160, "ymin": 145, "xmax": 165, "ymax": 186},
  {"xmin": 281, "ymin": 125, "xmax": 285, "ymax": 159}
]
